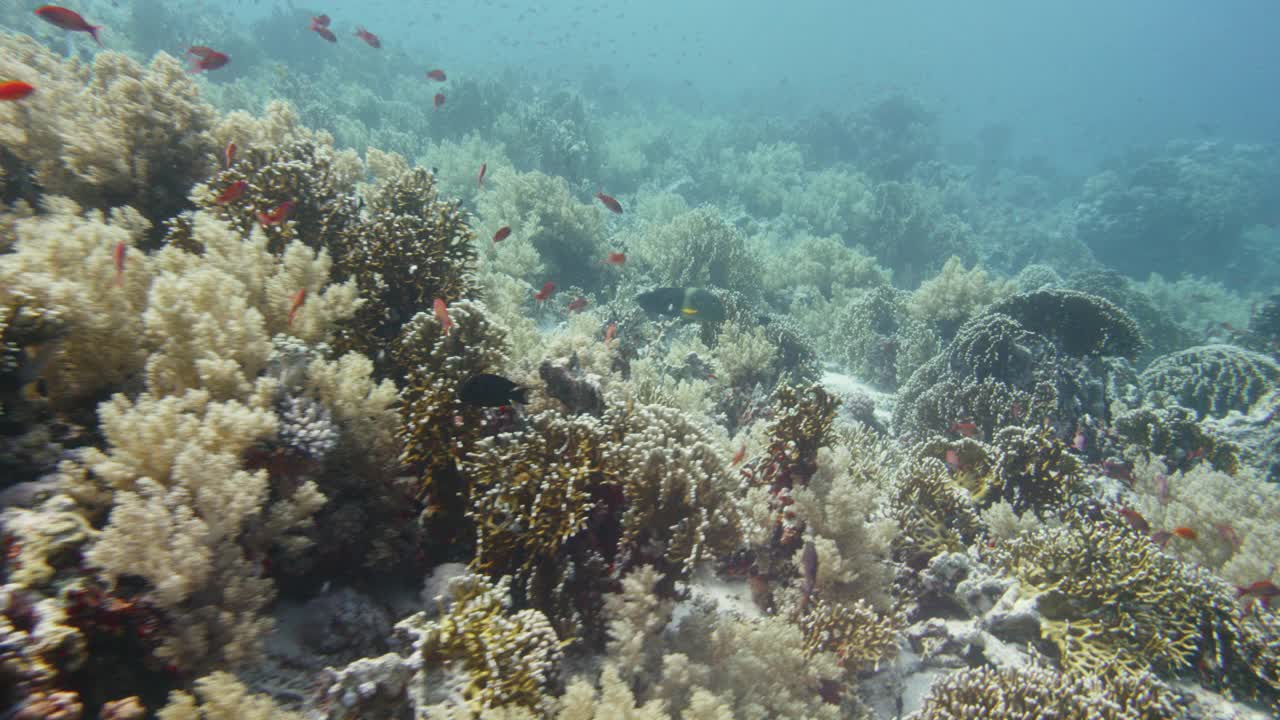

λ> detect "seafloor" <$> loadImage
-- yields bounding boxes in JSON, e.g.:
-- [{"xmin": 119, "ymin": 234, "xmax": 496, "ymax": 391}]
[{"xmin": 1, "ymin": 5, "xmax": 1280, "ymax": 719}]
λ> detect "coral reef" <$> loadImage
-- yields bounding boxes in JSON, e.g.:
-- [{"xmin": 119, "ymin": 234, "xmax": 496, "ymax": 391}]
[
  {"xmin": 988, "ymin": 288, "xmax": 1144, "ymax": 358},
  {"xmin": 835, "ymin": 286, "xmax": 939, "ymax": 390},
  {"xmin": 1139, "ymin": 344, "xmax": 1280, "ymax": 419},
  {"xmin": 911, "ymin": 664, "xmax": 1180, "ymax": 720}
]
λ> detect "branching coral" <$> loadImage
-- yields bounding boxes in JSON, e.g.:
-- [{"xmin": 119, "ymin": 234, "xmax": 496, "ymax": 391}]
[
  {"xmin": 1139, "ymin": 344, "xmax": 1280, "ymax": 420},
  {"xmin": 415, "ymin": 574, "xmax": 564, "ymax": 714},
  {"xmin": 997, "ymin": 516, "xmax": 1280, "ymax": 706},
  {"xmin": 835, "ymin": 286, "xmax": 939, "ymax": 390},
  {"xmin": 798, "ymin": 598, "xmax": 899, "ymax": 675},
  {"xmin": 157, "ymin": 671, "xmax": 305, "ymax": 720},
  {"xmin": 911, "ymin": 664, "xmax": 1181, "ymax": 720},
  {"xmin": 890, "ymin": 457, "xmax": 983, "ymax": 570},
  {"xmin": 907, "ymin": 256, "xmax": 1015, "ymax": 339},
  {"xmin": 0, "ymin": 34, "xmax": 217, "ymax": 225}
]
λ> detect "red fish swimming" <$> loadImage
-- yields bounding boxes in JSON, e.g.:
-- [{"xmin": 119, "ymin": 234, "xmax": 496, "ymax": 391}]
[
  {"xmin": 731, "ymin": 444, "xmax": 747, "ymax": 466},
  {"xmin": 354, "ymin": 26, "xmax": 380, "ymax": 48},
  {"xmin": 257, "ymin": 200, "xmax": 295, "ymax": 227},
  {"xmin": 604, "ymin": 322, "xmax": 616, "ymax": 344},
  {"xmin": 287, "ymin": 288, "xmax": 306, "ymax": 327},
  {"xmin": 595, "ymin": 191, "xmax": 623, "ymax": 214},
  {"xmin": 948, "ymin": 420, "xmax": 979, "ymax": 438},
  {"xmin": 113, "ymin": 241, "xmax": 126, "ymax": 287},
  {"xmin": 427, "ymin": 69, "xmax": 447, "ymax": 81},
  {"xmin": 311, "ymin": 16, "xmax": 337, "ymax": 42},
  {"xmin": 433, "ymin": 298, "xmax": 452, "ymax": 335},
  {"xmin": 187, "ymin": 46, "xmax": 230, "ymax": 73},
  {"xmin": 35, "ymin": 6, "xmax": 102, "ymax": 46},
  {"xmin": 1238, "ymin": 580, "xmax": 1280, "ymax": 611},
  {"xmin": 215, "ymin": 180, "xmax": 247, "ymax": 205},
  {"xmin": 491, "ymin": 226, "xmax": 511, "ymax": 245},
  {"xmin": 477, "ymin": 162, "xmax": 487, "ymax": 188},
  {"xmin": 1116, "ymin": 506, "xmax": 1150, "ymax": 534},
  {"xmin": 567, "ymin": 296, "xmax": 588, "ymax": 313},
  {"xmin": 223, "ymin": 141, "xmax": 236, "ymax": 168},
  {"xmin": 603, "ymin": 252, "xmax": 626, "ymax": 265},
  {"xmin": 534, "ymin": 281, "xmax": 555, "ymax": 302},
  {"xmin": 0, "ymin": 81, "xmax": 36, "ymax": 101},
  {"xmin": 433, "ymin": 93, "xmax": 445, "ymax": 110}
]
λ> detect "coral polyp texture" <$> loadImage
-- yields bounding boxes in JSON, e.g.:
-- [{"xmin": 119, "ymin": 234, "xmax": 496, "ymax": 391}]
[{"xmin": 3, "ymin": 6, "xmax": 1280, "ymax": 719}]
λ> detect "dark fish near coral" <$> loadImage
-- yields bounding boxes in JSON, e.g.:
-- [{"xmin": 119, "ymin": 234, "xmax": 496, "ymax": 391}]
[
  {"xmin": 492, "ymin": 226, "xmax": 511, "ymax": 245},
  {"xmin": 35, "ymin": 5, "xmax": 102, "ymax": 46},
  {"xmin": 433, "ymin": 93, "xmax": 446, "ymax": 110},
  {"xmin": 427, "ymin": 69, "xmax": 447, "ymax": 81},
  {"xmin": 310, "ymin": 16, "xmax": 337, "ymax": 42},
  {"xmin": 636, "ymin": 287, "xmax": 725, "ymax": 322},
  {"xmin": 595, "ymin": 191, "xmax": 623, "ymax": 214},
  {"xmin": 459, "ymin": 373, "xmax": 528, "ymax": 407}
]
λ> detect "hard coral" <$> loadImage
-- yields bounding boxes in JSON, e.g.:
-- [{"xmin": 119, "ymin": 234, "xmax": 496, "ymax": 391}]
[
  {"xmin": 417, "ymin": 574, "xmax": 563, "ymax": 714},
  {"xmin": 628, "ymin": 206, "xmax": 763, "ymax": 297},
  {"xmin": 1140, "ymin": 344, "xmax": 1280, "ymax": 420},
  {"xmin": 798, "ymin": 598, "xmax": 899, "ymax": 675},
  {"xmin": 989, "ymin": 288, "xmax": 1145, "ymax": 358},
  {"xmin": 912, "ymin": 664, "xmax": 1181, "ymax": 720},
  {"xmin": 835, "ymin": 286, "xmax": 939, "ymax": 390}
]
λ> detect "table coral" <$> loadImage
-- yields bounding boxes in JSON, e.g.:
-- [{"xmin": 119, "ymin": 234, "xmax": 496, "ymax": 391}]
[{"xmin": 1140, "ymin": 344, "xmax": 1280, "ymax": 420}]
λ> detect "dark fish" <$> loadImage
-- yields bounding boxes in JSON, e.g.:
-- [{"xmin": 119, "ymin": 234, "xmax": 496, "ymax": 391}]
[
  {"xmin": 459, "ymin": 373, "xmax": 528, "ymax": 407},
  {"xmin": 636, "ymin": 287, "xmax": 725, "ymax": 322}
]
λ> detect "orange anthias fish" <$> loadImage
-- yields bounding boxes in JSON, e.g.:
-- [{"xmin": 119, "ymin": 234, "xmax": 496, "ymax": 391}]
[
  {"xmin": 1170, "ymin": 526, "xmax": 1197, "ymax": 541},
  {"xmin": 257, "ymin": 200, "xmax": 295, "ymax": 227},
  {"xmin": 223, "ymin": 141, "xmax": 236, "ymax": 168},
  {"xmin": 1116, "ymin": 506, "xmax": 1150, "ymax": 534},
  {"xmin": 427, "ymin": 69, "xmax": 447, "ymax": 81},
  {"xmin": 0, "ymin": 81, "xmax": 36, "ymax": 101},
  {"xmin": 310, "ymin": 16, "xmax": 337, "ymax": 42},
  {"xmin": 567, "ymin": 296, "xmax": 588, "ymax": 313},
  {"xmin": 534, "ymin": 281, "xmax": 556, "ymax": 302},
  {"xmin": 731, "ymin": 444, "xmax": 747, "ymax": 466},
  {"xmin": 187, "ymin": 46, "xmax": 230, "ymax": 73},
  {"xmin": 354, "ymin": 27, "xmax": 381, "ymax": 48},
  {"xmin": 477, "ymin": 162, "xmax": 487, "ymax": 188},
  {"xmin": 1151, "ymin": 526, "xmax": 1197, "ymax": 549},
  {"xmin": 492, "ymin": 226, "xmax": 511, "ymax": 245},
  {"xmin": 595, "ymin": 191, "xmax": 623, "ymax": 214},
  {"xmin": 35, "ymin": 6, "xmax": 102, "ymax": 46},
  {"xmin": 603, "ymin": 252, "xmax": 626, "ymax": 265},
  {"xmin": 433, "ymin": 297, "xmax": 453, "ymax": 334},
  {"xmin": 215, "ymin": 180, "xmax": 247, "ymax": 205},
  {"xmin": 287, "ymin": 288, "xmax": 306, "ymax": 327},
  {"xmin": 113, "ymin": 241, "xmax": 126, "ymax": 287},
  {"xmin": 433, "ymin": 93, "xmax": 445, "ymax": 110},
  {"xmin": 1237, "ymin": 580, "xmax": 1280, "ymax": 611},
  {"xmin": 604, "ymin": 322, "xmax": 617, "ymax": 344},
  {"xmin": 948, "ymin": 420, "xmax": 980, "ymax": 438}
]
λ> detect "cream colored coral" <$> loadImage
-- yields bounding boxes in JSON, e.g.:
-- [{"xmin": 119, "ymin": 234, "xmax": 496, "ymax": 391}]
[
  {"xmin": 907, "ymin": 256, "xmax": 1015, "ymax": 327},
  {"xmin": 0, "ymin": 198, "xmax": 153, "ymax": 405},
  {"xmin": 604, "ymin": 566, "xmax": 675, "ymax": 682},
  {"xmin": 157, "ymin": 671, "xmax": 306, "ymax": 720}
]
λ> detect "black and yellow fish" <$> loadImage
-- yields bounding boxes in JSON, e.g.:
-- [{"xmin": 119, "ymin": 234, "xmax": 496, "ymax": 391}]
[{"xmin": 636, "ymin": 287, "xmax": 725, "ymax": 322}]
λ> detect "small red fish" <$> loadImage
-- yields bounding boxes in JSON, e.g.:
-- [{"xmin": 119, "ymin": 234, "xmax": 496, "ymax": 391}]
[
  {"xmin": 187, "ymin": 46, "xmax": 230, "ymax": 73},
  {"xmin": 433, "ymin": 297, "xmax": 452, "ymax": 334},
  {"xmin": 492, "ymin": 226, "xmax": 511, "ymax": 245},
  {"xmin": 1117, "ymin": 506, "xmax": 1150, "ymax": 534},
  {"xmin": 1237, "ymin": 580, "xmax": 1280, "ymax": 611},
  {"xmin": 223, "ymin": 141, "xmax": 236, "ymax": 168},
  {"xmin": 567, "ymin": 296, "xmax": 588, "ymax": 313},
  {"xmin": 287, "ymin": 288, "xmax": 306, "ymax": 327},
  {"xmin": 1101, "ymin": 458, "xmax": 1135, "ymax": 483},
  {"xmin": 35, "ymin": 6, "xmax": 102, "ymax": 46},
  {"xmin": 256, "ymin": 200, "xmax": 295, "ymax": 227},
  {"xmin": 948, "ymin": 420, "xmax": 980, "ymax": 438},
  {"xmin": 477, "ymin": 162, "xmax": 487, "ymax": 188},
  {"xmin": 311, "ymin": 17, "xmax": 337, "ymax": 42},
  {"xmin": 595, "ymin": 191, "xmax": 623, "ymax": 214},
  {"xmin": 534, "ymin": 281, "xmax": 556, "ymax": 302},
  {"xmin": 0, "ymin": 81, "xmax": 36, "ymax": 101},
  {"xmin": 427, "ymin": 69, "xmax": 447, "ymax": 81},
  {"xmin": 113, "ymin": 241, "xmax": 126, "ymax": 287},
  {"xmin": 1187, "ymin": 446, "xmax": 1208, "ymax": 462},
  {"xmin": 354, "ymin": 26, "xmax": 381, "ymax": 48},
  {"xmin": 603, "ymin": 252, "xmax": 626, "ymax": 265},
  {"xmin": 731, "ymin": 444, "xmax": 747, "ymax": 466},
  {"xmin": 433, "ymin": 93, "xmax": 445, "ymax": 110},
  {"xmin": 215, "ymin": 180, "xmax": 247, "ymax": 205},
  {"xmin": 604, "ymin": 322, "xmax": 616, "ymax": 344},
  {"xmin": 1170, "ymin": 526, "xmax": 1197, "ymax": 541}
]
